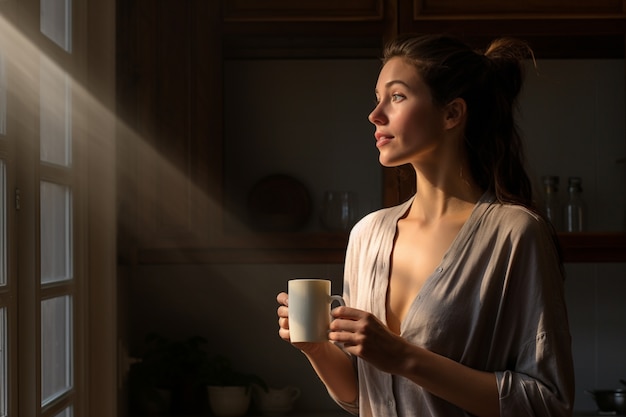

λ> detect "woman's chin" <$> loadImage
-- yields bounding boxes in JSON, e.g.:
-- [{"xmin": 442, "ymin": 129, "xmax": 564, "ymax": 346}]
[{"xmin": 378, "ymin": 155, "xmax": 408, "ymax": 168}]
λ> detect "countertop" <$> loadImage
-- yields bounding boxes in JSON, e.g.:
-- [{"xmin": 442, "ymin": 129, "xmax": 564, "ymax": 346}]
[
  {"xmin": 145, "ymin": 410, "xmax": 614, "ymax": 417},
  {"xmin": 282, "ymin": 410, "xmax": 614, "ymax": 416}
]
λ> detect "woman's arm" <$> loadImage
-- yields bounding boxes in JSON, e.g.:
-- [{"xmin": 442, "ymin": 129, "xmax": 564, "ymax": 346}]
[
  {"xmin": 330, "ymin": 306, "xmax": 500, "ymax": 417},
  {"xmin": 302, "ymin": 341, "xmax": 359, "ymax": 405},
  {"xmin": 401, "ymin": 343, "xmax": 500, "ymax": 417}
]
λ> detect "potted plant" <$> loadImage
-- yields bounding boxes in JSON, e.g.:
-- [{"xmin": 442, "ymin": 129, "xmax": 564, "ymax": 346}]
[
  {"xmin": 206, "ymin": 354, "xmax": 267, "ymax": 417},
  {"xmin": 127, "ymin": 357, "xmax": 172, "ymax": 415}
]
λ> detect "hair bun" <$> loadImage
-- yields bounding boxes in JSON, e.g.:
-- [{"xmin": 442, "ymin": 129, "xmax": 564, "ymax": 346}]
[{"xmin": 484, "ymin": 38, "xmax": 535, "ymax": 102}]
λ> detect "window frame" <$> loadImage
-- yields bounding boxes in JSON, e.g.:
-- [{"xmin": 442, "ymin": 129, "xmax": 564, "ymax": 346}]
[{"xmin": 2, "ymin": 0, "xmax": 117, "ymax": 415}]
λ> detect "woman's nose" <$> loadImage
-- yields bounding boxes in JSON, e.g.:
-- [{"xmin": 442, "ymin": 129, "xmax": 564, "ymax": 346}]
[{"xmin": 368, "ymin": 104, "xmax": 386, "ymax": 125}]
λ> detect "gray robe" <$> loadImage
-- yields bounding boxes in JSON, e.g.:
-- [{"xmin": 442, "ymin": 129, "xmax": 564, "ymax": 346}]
[{"xmin": 335, "ymin": 192, "xmax": 574, "ymax": 416}]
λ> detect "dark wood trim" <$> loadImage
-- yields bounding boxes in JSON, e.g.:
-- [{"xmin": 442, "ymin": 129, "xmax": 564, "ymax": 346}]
[
  {"xmin": 129, "ymin": 231, "xmax": 349, "ymax": 264},
  {"xmin": 397, "ymin": 17, "xmax": 626, "ymax": 58},
  {"xmin": 222, "ymin": 0, "xmax": 385, "ymax": 22},
  {"xmin": 137, "ymin": 247, "xmax": 347, "ymax": 264},
  {"xmin": 126, "ymin": 232, "xmax": 626, "ymax": 264},
  {"xmin": 559, "ymin": 232, "xmax": 626, "ymax": 263},
  {"xmin": 222, "ymin": 33, "xmax": 385, "ymax": 59},
  {"xmin": 382, "ymin": 165, "xmax": 415, "ymax": 208}
]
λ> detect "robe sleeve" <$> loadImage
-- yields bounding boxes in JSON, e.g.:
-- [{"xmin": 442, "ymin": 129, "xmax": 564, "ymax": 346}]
[
  {"xmin": 495, "ymin": 218, "xmax": 575, "ymax": 416},
  {"xmin": 324, "ymin": 215, "xmax": 366, "ymax": 416}
]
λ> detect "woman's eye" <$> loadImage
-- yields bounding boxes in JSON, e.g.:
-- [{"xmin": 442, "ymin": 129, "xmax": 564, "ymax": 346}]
[{"xmin": 391, "ymin": 93, "xmax": 405, "ymax": 102}]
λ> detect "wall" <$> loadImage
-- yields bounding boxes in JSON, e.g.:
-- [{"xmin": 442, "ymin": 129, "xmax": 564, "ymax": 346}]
[
  {"xmin": 221, "ymin": 59, "xmax": 383, "ymax": 233},
  {"xmin": 128, "ymin": 59, "xmax": 626, "ymax": 413},
  {"xmin": 129, "ymin": 264, "xmax": 346, "ymax": 412},
  {"xmin": 522, "ymin": 60, "xmax": 626, "ymax": 231},
  {"xmin": 523, "ymin": 59, "xmax": 626, "ymax": 411}
]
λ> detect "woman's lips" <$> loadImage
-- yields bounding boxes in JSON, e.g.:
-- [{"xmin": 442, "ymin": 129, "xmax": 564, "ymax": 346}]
[{"xmin": 375, "ymin": 134, "xmax": 394, "ymax": 148}]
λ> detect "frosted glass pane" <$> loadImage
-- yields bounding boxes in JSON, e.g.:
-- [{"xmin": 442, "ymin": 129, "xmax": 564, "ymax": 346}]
[
  {"xmin": 0, "ymin": 308, "xmax": 6, "ymax": 417},
  {"xmin": 0, "ymin": 161, "xmax": 5, "ymax": 287},
  {"xmin": 41, "ymin": 296, "xmax": 72, "ymax": 406},
  {"xmin": 40, "ymin": 56, "xmax": 71, "ymax": 167},
  {"xmin": 40, "ymin": 181, "xmax": 72, "ymax": 284},
  {"xmin": 53, "ymin": 406, "xmax": 72, "ymax": 417},
  {"xmin": 40, "ymin": 0, "xmax": 72, "ymax": 52},
  {"xmin": 0, "ymin": 52, "xmax": 6, "ymax": 136}
]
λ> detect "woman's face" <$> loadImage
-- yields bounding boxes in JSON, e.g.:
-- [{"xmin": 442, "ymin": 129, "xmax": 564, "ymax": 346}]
[{"xmin": 368, "ymin": 57, "xmax": 447, "ymax": 168}]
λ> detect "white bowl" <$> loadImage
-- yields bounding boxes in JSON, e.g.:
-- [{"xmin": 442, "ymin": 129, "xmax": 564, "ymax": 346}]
[{"xmin": 207, "ymin": 385, "xmax": 251, "ymax": 417}]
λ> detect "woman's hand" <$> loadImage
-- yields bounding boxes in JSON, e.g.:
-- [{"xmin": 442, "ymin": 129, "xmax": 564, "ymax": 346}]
[
  {"xmin": 276, "ymin": 291, "xmax": 292, "ymax": 342},
  {"xmin": 329, "ymin": 305, "xmax": 412, "ymax": 375},
  {"xmin": 276, "ymin": 292, "xmax": 327, "ymax": 355},
  {"xmin": 277, "ymin": 292, "xmax": 359, "ymax": 404}
]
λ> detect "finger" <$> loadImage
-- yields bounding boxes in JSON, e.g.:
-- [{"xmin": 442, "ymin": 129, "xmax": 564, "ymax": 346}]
[
  {"xmin": 278, "ymin": 316, "xmax": 289, "ymax": 330},
  {"xmin": 276, "ymin": 292, "xmax": 289, "ymax": 306},
  {"xmin": 277, "ymin": 305, "xmax": 289, "ymax": 318},
  {"xmin": 329, "ymin": 317, "xmax": 360, "ymax": 333},
  {"xmin": 328, "ymin": 329, "xmax": 360, "ymax": 347},
  {"xmin": 331, "ymin": 305, "xmax": 365, "ymax": 320},
  {"xmin": 278, "ymin": 327, "xmax": 291, "ymax": 342}
]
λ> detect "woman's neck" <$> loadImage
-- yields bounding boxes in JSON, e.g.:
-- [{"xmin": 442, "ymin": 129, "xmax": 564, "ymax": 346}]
[{"xmin": 407, "ymin": 165, "xmax": 483, "ymax": 223}]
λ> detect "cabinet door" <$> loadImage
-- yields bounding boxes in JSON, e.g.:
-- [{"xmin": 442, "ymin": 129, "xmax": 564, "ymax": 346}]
[
  {"xmin": 398, "ymin": 1, "xmax": 626, "ymax": 61},
  {"xmin": 223, "ymin": 0, "xmax": 384, "ymax": 21},
  {"xmin": 411, "ymin": 0, "xmax": 624, "ymax": 17},
  {"xmin": 221, "ymin": 0, "xmax": 392, "ymax": 46},
  {"xmin": 117, "ymin": 0, "xmax": 221, "ymax": 250}
]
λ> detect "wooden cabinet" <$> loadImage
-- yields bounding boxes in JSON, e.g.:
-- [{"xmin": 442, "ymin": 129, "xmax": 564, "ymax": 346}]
[
  {"xmin": 409, "ymin": 0, "xmax": 624, "ymax": 16},
  {"xmin": 399, "ymin": 0, "xmax": 626, "ymax": 58},
  {"xmin": 117, "ymin": 0, "xmax": 626, "ymax": 264},
  {"xmin": 222, "ymin": 0, "xmax": 385, "ymax": 21},
  {"xmin": 220, "ymin": 0, "xmax": 395, "ymax": 59},
  {"xmin": 116, "ymin": 0, "xmax": 222, "ymax": 255}
]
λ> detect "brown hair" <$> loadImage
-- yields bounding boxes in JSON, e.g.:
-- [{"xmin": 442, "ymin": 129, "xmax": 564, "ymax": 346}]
[{"xmin": 383, "ymin": 33, "xmax": 536, "ymax": 208}]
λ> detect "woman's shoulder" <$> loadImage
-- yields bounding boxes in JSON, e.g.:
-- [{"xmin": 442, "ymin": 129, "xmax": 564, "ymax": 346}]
[
  {"xmin": 480, "ymin": 199, "xmax": 552, "ymax": 240},
  {"xmin": 358, "ymin": 198, "xmax": 412, "ymax": 224},
  {"xmin": 487, "ymin": 201, "xmax": 540, "ymax": 221},
  {"xmin": 350, "ymin": 198, "xmax": 413, "ymax": 237},
  {"xmin": 471, "ymin": 200, "xmax": 562, "ymax": 269}
]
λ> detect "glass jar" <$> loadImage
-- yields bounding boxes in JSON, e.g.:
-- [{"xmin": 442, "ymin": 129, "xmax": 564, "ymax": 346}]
[
  {"xmin": 565, "ymin": 176, "xmax": 585, "ymax": 232},
  {"xmin": 541, "ymin": 175, "xmax": 561, "ymax": 231},
  {"xmin": 320, "ymin": 191, "xmax": 357, "ymax": 232}
]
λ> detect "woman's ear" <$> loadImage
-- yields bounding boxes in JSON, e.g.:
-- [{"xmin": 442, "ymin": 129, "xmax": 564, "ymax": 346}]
[{"xmin": 444, "ymin": 98, "xmax": 467, "ymax": 130}]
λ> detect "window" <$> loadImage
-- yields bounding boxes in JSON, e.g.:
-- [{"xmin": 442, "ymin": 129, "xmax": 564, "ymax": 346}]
[
  {"xmin": 40, "ymin": 0, "xmax": 72, "ymax": 52},
  {"xmin": 0, "ymin": 308, "xmax": 6, "ymax": 417},
  {"xmin": 41, "ymin": 295, "xmax": 72, "ymax": 407},
  {"xmin": 0, "ymin": 46, "xmax": 11, "ymax": 417},
  {"xmin": 39, "ymin": 56, "xmax": 72, "ymax": 167},
  {"xmin": 0, "ymin": 53, "xmax": 6, "ymax": 136},
  {"xmin": 0, "ymin": 0, "xmax": 116, "ymax": 416}
]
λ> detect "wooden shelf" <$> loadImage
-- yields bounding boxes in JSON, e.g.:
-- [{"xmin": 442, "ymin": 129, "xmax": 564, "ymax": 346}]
[
  {"xmin": 134, "ymin": 232, "xmax": 349, "ymax": 264},
  {"xmin": 130, "ymin": 232, "xmax": 626, "ymax": 265},
  {"xmin": 558, "ymin": 232, "xmax": 626, "ymax": 263}
]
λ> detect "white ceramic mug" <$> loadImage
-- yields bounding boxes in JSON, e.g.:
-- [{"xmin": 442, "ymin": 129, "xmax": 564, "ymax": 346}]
[{"xmin": 288, "ymin": 279, "xmax": 345, "ymax": 343}]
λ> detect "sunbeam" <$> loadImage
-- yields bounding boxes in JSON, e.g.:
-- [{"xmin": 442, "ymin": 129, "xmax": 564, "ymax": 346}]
[{"xmin": 0, "ymin": 10, "xmax": 231, "ymax": 259}]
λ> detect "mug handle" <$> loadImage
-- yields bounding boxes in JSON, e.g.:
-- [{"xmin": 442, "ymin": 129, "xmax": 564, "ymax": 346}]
[{"xmin": 330, "ymin": 295, "xmax": 345, "ymax": 307}]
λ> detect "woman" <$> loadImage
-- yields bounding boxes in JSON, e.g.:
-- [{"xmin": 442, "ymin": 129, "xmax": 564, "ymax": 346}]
[{"xmin": 276, "ymin": 33, "xmax": 575, "ymax": 417}]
